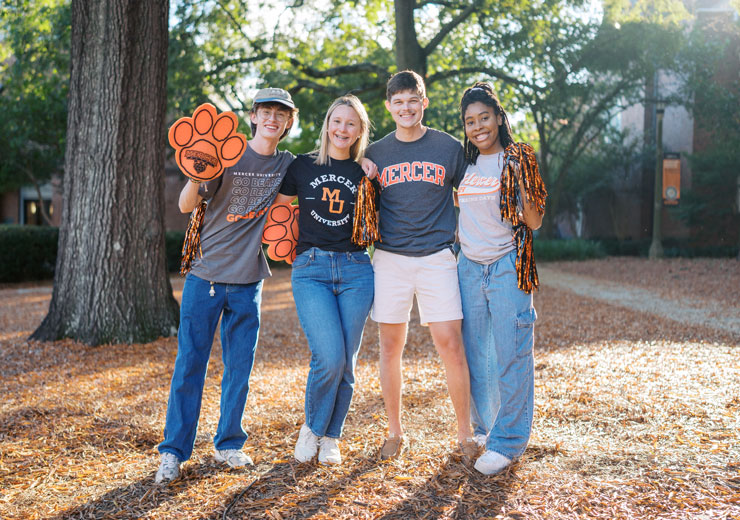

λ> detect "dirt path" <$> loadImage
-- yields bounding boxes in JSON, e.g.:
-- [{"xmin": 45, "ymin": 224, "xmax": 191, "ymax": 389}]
[{"xmin": 538, "ymin": 265, "xmax": 740, "ymax": 336}]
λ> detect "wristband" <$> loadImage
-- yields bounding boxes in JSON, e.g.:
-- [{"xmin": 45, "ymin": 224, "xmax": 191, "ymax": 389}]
[{"xmin": 189, "ymin": 179, "xmax": 202, "ymax": 185}]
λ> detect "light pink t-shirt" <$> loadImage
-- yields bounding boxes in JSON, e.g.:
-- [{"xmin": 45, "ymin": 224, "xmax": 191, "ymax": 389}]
[{"xmin": 457, "ymin": 152, "xmax": 514, "ymax": 264}]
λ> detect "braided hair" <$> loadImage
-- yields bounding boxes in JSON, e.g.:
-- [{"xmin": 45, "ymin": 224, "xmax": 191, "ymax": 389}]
[{"xmin": 459, "ymin": 82, "xmax": 515, "ymax": 164}]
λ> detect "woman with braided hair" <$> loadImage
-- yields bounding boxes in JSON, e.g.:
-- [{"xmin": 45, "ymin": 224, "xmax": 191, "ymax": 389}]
[{"xmin": 456, "ymin": 81, "xmax": 547, "ymax": 475}]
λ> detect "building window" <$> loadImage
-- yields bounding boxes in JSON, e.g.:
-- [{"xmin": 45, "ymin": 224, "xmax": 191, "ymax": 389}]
[
  {"xmin": 19, "ymin": 184, "xmax": 54, "ymax": 226},
  {"xmin": 23, "ymin": 199, "xmax": 53, "ymax": 226}
]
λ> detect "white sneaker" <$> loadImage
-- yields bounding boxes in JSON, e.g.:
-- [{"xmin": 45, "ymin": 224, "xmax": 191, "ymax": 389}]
[
  {"xmin": 214, "ymin": 448, "xmax": 253, "ymax": 468},
  {"xmin": 155, "ymin": 452, "xmax": 181, "ymax": 483},
  {"xmin": 318, "ymin": 437, "xmax": 341, "ymax": 465},
  {"xmin": 294, "ymin": 423, "xmax": 319, "ymax": 462},
  {"xmin": 473, "ymin": 433, "xmax": 487, "ymax": 448},
  {"xmin": 474, "ymin": 450, "xmax": 512, "ymax": 475}
]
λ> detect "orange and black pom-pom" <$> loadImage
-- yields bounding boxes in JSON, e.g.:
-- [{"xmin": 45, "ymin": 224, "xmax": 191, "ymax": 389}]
[
  {"xmin": 501, "ymin": 143, "xmax": 547, "ymax": 293},
  {"xmin": 513, "ymin": 225, "xmax": 539, "ymax": 293},
  {"xmin": 500, "ymin": 142, "xmax": 547, "ymax": 224},
  {"xmin": 352, "ymin": 176, "xmax": 381, "ymax": 247},
  {"xmin": 180, "ymin": 200, "xmax": 207, "ymax": 276}
]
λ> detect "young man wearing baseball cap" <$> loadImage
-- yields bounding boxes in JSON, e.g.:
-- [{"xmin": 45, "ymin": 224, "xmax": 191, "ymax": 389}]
[
  {"xmin": 156, "ymin": 88, "xmax": 297, "ymax": 483},
  {"xmin": 365, "ymin": 71, "xmax": 477, "ymax": 462}
]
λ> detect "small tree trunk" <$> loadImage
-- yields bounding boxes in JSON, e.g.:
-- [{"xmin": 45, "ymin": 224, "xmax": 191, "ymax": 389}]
[
  {"xmin": 537, "ymin": 144, "xmax": 556, "ymax": 238},
  {"xmin": 541, "ymin": 198, "xmax": 557, "ymax": 238},
  {"xmin": 32, "ymin": 0, "xmax": 179, "ymax": 345}
]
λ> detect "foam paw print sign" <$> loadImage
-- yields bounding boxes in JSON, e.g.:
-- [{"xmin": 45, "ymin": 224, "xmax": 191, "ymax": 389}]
[
  {"xmin": 168, "ymin": 103, "xmax": 247, "ymax": 182},
  {"xmin": 262, "ymin": 203, "xmax": 299, "ymax": 264}
]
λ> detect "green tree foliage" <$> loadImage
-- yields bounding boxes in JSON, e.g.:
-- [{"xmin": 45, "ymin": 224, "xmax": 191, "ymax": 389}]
[
  {"xmin": 167, "ymin": 1, "xmax": 213, "ymax": 118},
  {"xmin": 0, "ymin": 0, "xmax": 222, "ymax": 200},
  {"xmin": 564, "ymin": 130, "xmax": 648, "ymax": 239},
  {"xmin": 167, "ymin": 1, "xmax": 541, "ymax": 149},
  {"xmin": 493, "ymin": 0, "xmax": 685, "ymax": 235},
  {"xmin": 0, "ymin": 0, "xmax": 70, "ymax": 223},
  {"xmin": 168, "ymin": 0, "xmax": 685, "ymax": 235},
  {"xmin": 676, "ymin": 14, "xmax": 740, "ymax": 250},
  {"xmin": 3, "ymin": 1, "xmax": 694, "ymax": 237}
]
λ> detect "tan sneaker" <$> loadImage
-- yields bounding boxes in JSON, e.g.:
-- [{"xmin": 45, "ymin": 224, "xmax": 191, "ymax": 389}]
[
  {"xmin": 458, "ymin": 438, "xmax": 481, "ymax": 465},
  {"xmin": 379, "ymin": 435, "xmax": 405, "ymax": 460}
]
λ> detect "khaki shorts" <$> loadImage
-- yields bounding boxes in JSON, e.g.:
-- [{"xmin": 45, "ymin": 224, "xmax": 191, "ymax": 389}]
[{"xmin": 371, "ymin": 248, "xmax": 463, "ymax": 325}]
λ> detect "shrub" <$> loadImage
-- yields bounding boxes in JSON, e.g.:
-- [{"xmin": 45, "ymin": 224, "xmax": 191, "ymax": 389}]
[
  {"xmin": 597, "ymin": 238, "xmax": 651, "ymax": 257},
  {"xmin": 0, "ymin": 225, "xmax": 59, "ymax": 282},
  {"xmin": 0, "ymin": 227, "xmax": 190, "ymax": 283},
  {"xmin": 596, "ymin": 238, "xmax": 738, "ymax": 258},
  {"xmin": 534, "ymin": 239, "xmax": 607, "ymax": 261}
]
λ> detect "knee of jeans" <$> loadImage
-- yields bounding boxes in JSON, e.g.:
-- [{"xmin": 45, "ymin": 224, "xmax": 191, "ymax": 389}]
[{"xmin": 313, "ymin": 352, "xmax": 346, "ymax": 379}]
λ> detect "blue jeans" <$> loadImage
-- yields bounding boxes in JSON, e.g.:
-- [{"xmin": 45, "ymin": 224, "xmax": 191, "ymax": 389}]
[
  {"xmin": 291, "ymin": 248, "xmax": 374, "ymax": 439},
  {"xmin": 159, "ymin": 273, "xmax": 263, "ymax": 461},
  {"xmin": 458, "ymin": 250, "xmax": 536, "ymax": 460}
]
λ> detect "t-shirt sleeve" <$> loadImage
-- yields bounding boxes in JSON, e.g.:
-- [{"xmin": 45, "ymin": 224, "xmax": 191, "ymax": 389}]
[
  {"xmin": 282, "ymin": 150, "xmax": 296, "ymax": 164},
  {"xmin": 279, "ymin": 160, "xmax": 299, "ymax": 196},
  {"xmin": 370, "ymin": 176, "xmax": 381, "ymax": 197},
  {"xmin": 451, "ymin": 142, "xmax": 467, "ymax": 189},
  {"xmin": 365, "ymin": 142, "xmax": 376, "ymax": 163}
]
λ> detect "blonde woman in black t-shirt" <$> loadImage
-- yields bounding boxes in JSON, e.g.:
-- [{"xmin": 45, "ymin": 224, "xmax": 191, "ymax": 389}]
[{"xmin": 273, "ymin": 95, "xmax": 375, "ymax": 465}]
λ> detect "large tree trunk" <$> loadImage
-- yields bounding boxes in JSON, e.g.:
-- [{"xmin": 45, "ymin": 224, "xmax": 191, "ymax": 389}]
[
  {"xmin": 32, "ymin": 0, "xmax": 179, "ymax": 345},
  {"xmin": 394, "ymin": 0, "xmax": 427, "ymax": 76}
]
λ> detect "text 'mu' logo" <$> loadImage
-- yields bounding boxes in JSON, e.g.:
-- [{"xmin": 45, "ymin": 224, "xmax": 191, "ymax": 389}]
[{"xmin": 322, "ymin": 188, "xmax": 344, "ymax": 214}]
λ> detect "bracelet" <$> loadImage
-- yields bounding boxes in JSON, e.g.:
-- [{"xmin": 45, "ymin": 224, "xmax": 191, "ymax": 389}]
[{"xmin": 189, "ymin": 178, "xmax": 202, "ymax": 184}]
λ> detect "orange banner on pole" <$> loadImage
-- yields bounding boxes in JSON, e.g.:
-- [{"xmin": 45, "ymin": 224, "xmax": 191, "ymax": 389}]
[{"xmin": 663, "ymin": 157, "xmax": 681, "ymax": 205}]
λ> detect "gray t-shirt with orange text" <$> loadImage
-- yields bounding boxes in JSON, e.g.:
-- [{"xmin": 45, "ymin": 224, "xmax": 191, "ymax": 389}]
[
  {"xmin": 366, "ymin": 128, "xmax": 466, "ymax": 257},
  {"xmin": 189, "ymin": 145, "xmax": 294, "ymax": 284}
]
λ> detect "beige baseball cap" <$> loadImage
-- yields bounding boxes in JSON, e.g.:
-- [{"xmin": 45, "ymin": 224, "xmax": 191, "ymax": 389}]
[{"xmin": 252, "ymin": 87, "xmax": 295, "ymax": 109}]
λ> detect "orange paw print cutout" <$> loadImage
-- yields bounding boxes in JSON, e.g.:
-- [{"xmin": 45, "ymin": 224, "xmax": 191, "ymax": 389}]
[
  {"xmin": 262, "ymin": 203, "xmax": 299, "ymax": 264},
  {"xmin": 168, "ymin": 103, "xmax": 247, "ymax": 182}
]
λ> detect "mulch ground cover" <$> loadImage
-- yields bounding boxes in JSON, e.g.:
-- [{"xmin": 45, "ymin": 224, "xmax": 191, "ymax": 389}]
[{"xmin": 1, "ymin": 258, "xmax": 738, "ymax": 519}]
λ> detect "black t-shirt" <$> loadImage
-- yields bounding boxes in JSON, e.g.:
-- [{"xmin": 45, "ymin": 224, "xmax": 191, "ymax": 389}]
[{"xmin": 279, "ymin": 153, "xmax": 367, "ymax": 255}]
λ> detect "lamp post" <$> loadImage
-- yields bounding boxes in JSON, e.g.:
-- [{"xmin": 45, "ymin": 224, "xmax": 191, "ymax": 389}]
[{"xmin": 649, "ymin": 100, "xmax": 666, "ymax": 259}]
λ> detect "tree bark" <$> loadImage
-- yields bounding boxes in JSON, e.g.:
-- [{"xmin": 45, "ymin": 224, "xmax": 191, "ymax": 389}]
[
  {"xmin": 32, "ymin": 0, "xmax": 179, "ymax": 345},
  {"xmin": 394, "ymin": 0, "xmax": 426, "ymax": 76}
]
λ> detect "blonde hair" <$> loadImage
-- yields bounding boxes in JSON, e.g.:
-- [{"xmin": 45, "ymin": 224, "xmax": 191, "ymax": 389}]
[{"xmin": 315, "ymin": 95, "xmax": 372, "ymax": 166}]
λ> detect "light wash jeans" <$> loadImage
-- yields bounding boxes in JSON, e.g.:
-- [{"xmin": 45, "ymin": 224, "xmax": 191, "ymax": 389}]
[
  {"xmin": 159, "ymin": 273, "xmax": 262, "ymax": 461},
  {"xmin": 291, "ymin": 247, "xmax": 374, "ymax": 439},
  {"xmin": 458, "ymin": 250, "xmax": 536, "ymax": 460}
]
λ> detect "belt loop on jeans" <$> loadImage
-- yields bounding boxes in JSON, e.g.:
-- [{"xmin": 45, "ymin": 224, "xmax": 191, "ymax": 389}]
[{"xmin": 310, "ymin": 248, "xmax": 315, "ymax": 261}]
